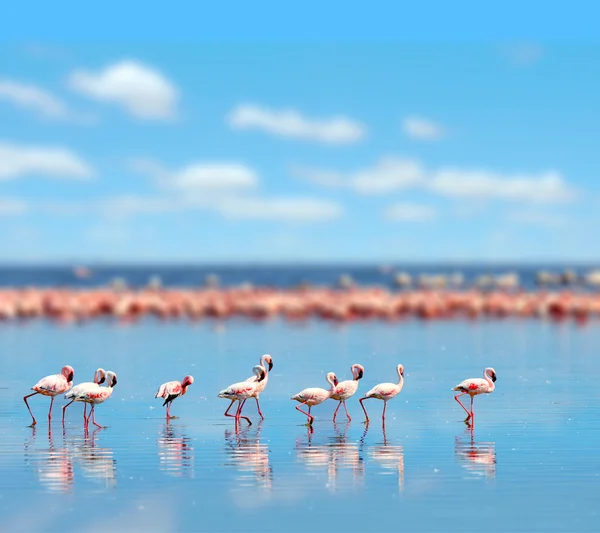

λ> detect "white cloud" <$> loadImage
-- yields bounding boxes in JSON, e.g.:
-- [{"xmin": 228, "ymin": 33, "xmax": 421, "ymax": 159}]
[
  {"xmin": 0, "ymin": 80, "xmax": 67, "ymax": 118},
  {"xmin": 429, "ymin": 170, "xmax": 575, "ymax": 203},
  {"xmin": 214, "ymin": 197, "xmax": 342, "ymax": 222},
  {"xmin": 0, "ymin": 142, "xmax": 93, "ymax": 180},
  {"xmin": 0, "ymin": 198, "xmax": 28, "ymax": 215},
  {"xmin": 172, "ymin": 163, "xmax": 258, "ymax": 192},
  {"xmin": 402, "ymin": 116, "xmax": 445, "ymax": 140},
  {"xmin": 295, "ymin": 157, "xmax": 426, "ymax": 195},
  {"xmin": 351, "ymin": 157, "xmax": 425, "ymax": 194},
  {"xmin": 298, "ymin": 157, "xmax": 576, "ymax": 204},
  {"xmin": 132, "ymin": 158, "xmax": 258, "ymax": 192},
  {"xmin": 384, "ymin": 203, "xmax": 436, "ymax": 222},
  {"xmin": 68, "ymin": 60, "xmax": 178, "ymax": 120},
  {"xmin": 228, "ymin": 104, "xmax": 365, "ymax": 144}
]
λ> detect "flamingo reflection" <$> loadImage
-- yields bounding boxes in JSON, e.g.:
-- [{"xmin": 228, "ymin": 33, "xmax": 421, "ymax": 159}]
[
  {"xmin": 24, "ymin": 426, "xmax": 74, "ymax": 493},
  {"xmin": 157, "ymin": 420, "xmax": 194, "ymax": 478},
  {"xmin": 70, "ymin": 427, "xmax": 117, "ymax": 488},
  {"xmin": 223, "ymin": 421, "xmax": 272, "ymax": 490},
  {"xmin": 455, "ymin": 427, "xmax": 496, "ymax": 480},
  {"xmin": 362, "ymin": 422, "xmax": 405, "ymax": 490},
  {"xmin": 295, "ymin": 422, "xmax": 364, "ymax": 492}
]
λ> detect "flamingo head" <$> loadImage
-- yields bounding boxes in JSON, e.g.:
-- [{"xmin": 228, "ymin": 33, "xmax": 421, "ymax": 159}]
[
  {"xmin": 253, "ymin": 365, "xmax": 266, "ymax": 382},
  {"xmin": 352, "ymin": 364, "xmax": 364, "ymax": 381},
  {"xmin": 326, "ymin": 372, "xmax": 338, "ymax": 387},
  {"xmin": 397, "ymin": 364, "xmax": 404, "ymax": 378},
  {"xmin": 261, "ymin": 354, "xmax": 274, "ymax": 372},
  {"xmin": 182, "ymin": 375, "xmax": 194, "ymax": 387},
  {"xmin": 485, "ymin": 367, "xmax": 497, "ymax": 382},
  {"xmin": 95, "ymin": 368, "xmax": 106, "ymax": 385},
  {"xmin": 105, "ymin": 371, "xmax": 118, "ymax": 387},
  {"xmin": 61, "ymin": 365, "xmax": 75, "ymax": 383}
]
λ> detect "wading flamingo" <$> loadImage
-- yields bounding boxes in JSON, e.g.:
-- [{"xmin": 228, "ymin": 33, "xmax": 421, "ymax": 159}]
[
  {"xmin": 76, "ymin": 371, "xmax": 117, "ymax": 429},
  {"xmin": 24, "ymin": 365, "xmax": 74, "ymax": 426},
  {"xmin": 239, "ymin": 354, "xmax": 273, "ymax": 419},
  {"xmin": 155, "ymin": 375, "xmax": 195, "ymax": 418},
  {"xmin": 452, "ymin": 367, "xmax": 497, "ymax": 423},
  {"xmin": 218, "ymin": 365, "xmax": 266, "ymax": 426},
  {"xmin": 291, "ymin": 372, "xmax": 338, "ymax": 425},
  {"xmin": 359, "ymin": 364, "xmax": 404, "ymax": 423},
  {"xmin": 330, "ymin": 364, "xmax": 364, "ymax": 421},
  {"xmin": 62, "ymin": 368, "xmax": 106, "ymax": 424}
]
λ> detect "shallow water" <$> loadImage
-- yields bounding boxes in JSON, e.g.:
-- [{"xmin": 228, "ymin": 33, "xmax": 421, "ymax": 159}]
[{"xmin": 1, "ymin": 318, "xmax": 599, "ymax": 532}]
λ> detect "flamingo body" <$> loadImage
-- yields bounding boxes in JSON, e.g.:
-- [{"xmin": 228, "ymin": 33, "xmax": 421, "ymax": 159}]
[
  {"xmin": 291, "ymin": 372, "xmax": 338, "ymax": 425},
  {"xmin": 452, "ymin": 367, "xmax": 497, "ymax": 423},
  {"xmin": 330, "ymin": 364, "xmax": 364, "ymax": 421},
  {"xmin": 219, "ymin": 365, "xmax": 266, "ymax": 425},
  {"xmin": 359, "ymin": 364, "xmax": 404, "ymax": 422},
  {"xmin": 24, "ymin": 365, "xmax": 74, "ymax": 425},
  {"xmin": 76, "ymin": 371, "xmax": 117, "ymax": 428},
  {"xmin": 240, "ymin": 354, "xmax": 273, "ymax": 419},
  {"xmin": 62, "ymin": 368, "xmax": 105, "ymax": 424},
  {"xmin": 155, "ymin": 375, "xmax": 194, "ymax": 418}
]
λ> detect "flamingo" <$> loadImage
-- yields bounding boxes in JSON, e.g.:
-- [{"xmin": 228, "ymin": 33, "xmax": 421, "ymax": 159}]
[
  {"xmin": 359, "ymin": 364, "xmax": 404, "ymax": 423},
  {"xmin": 155, "ymin": 375, "xmax": 195, "ymax": 419},
  {"xmin": 291, "ymin": 372, "xmax": 338, "ymax": 425},
  {"xmin": 239, "ymin": 354, "xmax": 274, "ymax": 419},
  {"xmin": 24, "ymin": 365, "xmax": 74, "ymax": 426},
  {"xmin": 452, "ymin": 367, "xmax": 497, "ymax": 423},
  {"xmin": 330, "ymin": 364, "xmax": 364, "ymax": 421},
  {"xmin": 62, "ymin": 368, "xmax": 106, "ymax": 424},
  {"xmin": 218, "ymin": 365, "xmax": 266, "ymax": 426},
  {"xmin": 75, "ymin": 371, "xmax": 117, "ymax": 429}
]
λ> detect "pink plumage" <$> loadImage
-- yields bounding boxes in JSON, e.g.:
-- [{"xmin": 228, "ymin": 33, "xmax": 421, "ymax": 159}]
[
  {"xmin": 291, "ymin": 372, "xmax": 338, "ymax": 425},
  {"xmin": 70, "ymin": 371, "xmax": 117, "ymax": 429},
  {"xmin": 452, "ymin": 367, "xmax": 497, "ymax": 423},
  {"xmin": 359, "ymin": 364, "xmax": 404, "ymax": 423},
  {"xmin": 24, "ymin": 365, "xmax": 74, "ymax": 426},
  {"xmin": 330, "ymin": 364, "xmax": 364, "ymax": 421},
  {"xmin": 219, "ymin": 365, "xmax": 266, "ymax": 425},
  {"xmin": 155, "ymin": 375, "xmax": 194, "ymax": 419}
]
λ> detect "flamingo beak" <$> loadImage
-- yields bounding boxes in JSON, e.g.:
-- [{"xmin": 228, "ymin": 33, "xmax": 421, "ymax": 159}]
[
  {"xmin": 68, "ymin": 372, "xmax": 74, "ymax": 382},
  {"xmin": 357, "ymin": 369, "xmax": 364, "ymax": 380},
  {"xmin": 491, "ymin": 373, "xmax": 497, "ymax": 382},
  {"xmin": 112, "ymin": 376, "xmax": 118, "ymax": 386},
  {"xmin": 98, "ymin": 376, "xmax": 105, "ymax": 384},
  {"xmin": 268, "ymin": 360, "xmax": 273, "ymax": 371}
]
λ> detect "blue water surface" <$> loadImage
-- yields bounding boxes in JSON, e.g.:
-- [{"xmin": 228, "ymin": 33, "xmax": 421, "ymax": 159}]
[{"xmin": 0, "ymin": 317, "xmax": 599, "ymax": 532}]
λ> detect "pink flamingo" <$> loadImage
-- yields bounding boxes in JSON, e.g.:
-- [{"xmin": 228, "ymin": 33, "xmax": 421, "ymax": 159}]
[
  {"xmin": 452, "ymin": 367, "xmax": 497, "ymax": 423},
  {"xmin": 359, "ymin": 364, "xmax": 404, "ymax": 423},
  {"xmin": 24, "ymin": 365, "xmax": 74, "ymax": 426},
  {"xmin": 330, "ymin": 364, "xmax": 364, "ymax": 421},
  {"xmin": 218, "ymin": 365, "xmax": 266, "ymax": 426},
  {"xmin": 155, "ymin": 375, "xmax": 195, "ymax": 418},
  {"xmin": 291, "ymin": 372, "xmax": 338, "ymax": 425},
  {"xmin": 78, "ymin": 371, "xmax": 118, "ymax": 429},
  {"xmin": 62, "ymin": 368, "xmax": 106, "ymax": 424},
  {"xmin": 239, "ymin": 354, "xmax": 273, "ymax": 419}
]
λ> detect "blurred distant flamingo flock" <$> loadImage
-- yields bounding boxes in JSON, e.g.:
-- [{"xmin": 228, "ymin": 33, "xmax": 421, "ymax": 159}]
[{"xmin": 0, "ymin": 283, "xmax": 599, "ymax": 323}]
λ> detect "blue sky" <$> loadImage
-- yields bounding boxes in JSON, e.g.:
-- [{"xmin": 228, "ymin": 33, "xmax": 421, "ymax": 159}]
[{"xmin": 0, "ymin": 29, "xmax": 599, "ymax": 262}]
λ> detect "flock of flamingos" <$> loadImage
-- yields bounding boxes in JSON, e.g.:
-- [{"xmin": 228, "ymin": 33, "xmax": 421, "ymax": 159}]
[
  {"xmin": 23, "ymin": 354, "xmax": 497, "ymax": 429},
  {"xmin": 0, "ymin": 285, "xmax": 597, "ymax": 323}
]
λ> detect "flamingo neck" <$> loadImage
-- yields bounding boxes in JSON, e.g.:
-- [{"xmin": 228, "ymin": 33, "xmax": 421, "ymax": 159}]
[
  {"xmin": 484, "ymin": 371, "xmax": 495, "ymax": 391},
  {"xmin": 397, "ymin": 368, "xmax": 404, "ymax": 386},
  {"xmin": 260, "ymin": 355, "xmax": 270, "ymax": 374}
]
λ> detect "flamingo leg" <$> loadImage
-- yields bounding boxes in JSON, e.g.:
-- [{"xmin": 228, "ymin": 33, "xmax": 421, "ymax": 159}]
[
  {"xmin": 62, "ymin": 400, "xmax": 75, "ymax": 423},
  {"xmin": 83, "ymin": 403, "xmax": 87, "ymax": 421},
  {"xmin": 382, "ymin": 401, "xmax": 387, "ymax": 420},
  {"xmin": 332, "ymin": 401, "xmax": 342, "ymax": 422},
  {"xmin": 359, "ymin": 397, "xmax": 370, "ymax": 422},
  {"xmin": 235, "ymin": 400, "xmax": 252, "ymax": 425},
  {"xmin": 23, "ymin": 392, "xmax": 38, "ymax": 426},
  {"xmin": 295, "ymin": 403, "xmax": 314, "ymax": 425},
  {"xmin": 454, "ymin": 393, "xmax": 472, "ymax": 421},
  {"xmin": 470, "ymin": 395, "xmax": 475, "ymax": 421},
  {"xmin": 254, "ymin": 397, "xmax": 264, "ymax": 420},
  {"xmin": 342, "ymin": 401, "xmax": 352, "ymax": 421},
  {"xmin": 91, "ymin": 406, "xmax": 102, "ymax": 429},
  {"xmin": 47, "ymin": 396, "xmax": 55, "ymax": 421},
  {"xmin": 224, "ymin": 400, "xmax": 238, "ymax": 418}
]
